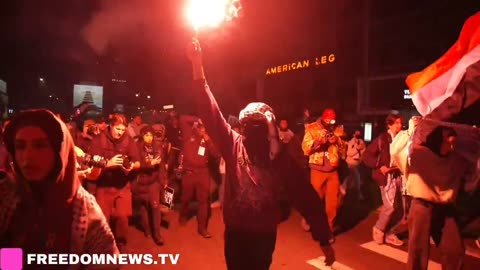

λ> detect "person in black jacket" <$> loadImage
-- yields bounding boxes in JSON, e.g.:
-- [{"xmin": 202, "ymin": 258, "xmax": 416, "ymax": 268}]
[
  {"xmin": 178, "ymin": 117, "xmax": 220, "ymax": 238},
  {"xmin": 186, "ymin": 39, "xmax": 335, "ymax": 269},
  {"xmin": 89, "ymin": 113, "xmax": 141, "ymax": 252},
  {"xmin": 132, "ymin": 126, "xmax": 167, "ymax": 246},
  {"xmin": 363, "ymin": 114, "xmax": 405, "ymax": 247}
]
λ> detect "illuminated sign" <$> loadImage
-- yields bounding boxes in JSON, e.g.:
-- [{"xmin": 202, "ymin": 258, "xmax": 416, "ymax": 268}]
[
  {"xmin": 0, "ymin": 79, "xmax": 7, "ymax": 118},
  {"xmin": 404, "ymin": 89, "xmax": 411, "ymax": 100},
  {"xmin": 364, "ymin": 122, "xmax": 372, "ymax": 142},
  {"xmin": 265, "ymin": 53, "xmax": 336, "ymax": 75},
  {"xmin": 0, "ymin": 79, "xmax": 6, "ymax": 94},
  {"xmin": 73, "ymin": 84, "xmax": 103, "ymax": 108}
]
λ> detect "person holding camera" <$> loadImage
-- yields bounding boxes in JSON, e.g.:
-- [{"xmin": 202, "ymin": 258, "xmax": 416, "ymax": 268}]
[
  {"xmin": 302, "ymin": 109, "xmax": 342, "ymax": 233},
  {"xmin": 73, "ymin": 145, "xmax": 103, "ymax": 183},
  {"xmin": 131, "ymin": 126, "xmax": 167, "ymax": 246},
  {"xmin": 89, "ymin": 113, "xmax": 140, "ymax": 252},
  {"xmin": 75, "ymin": 119, "xmax": 97, "ymax": 153},
  {"xmin": 74, "ymin": 118, "xmax": 98, "ymax": 194}
]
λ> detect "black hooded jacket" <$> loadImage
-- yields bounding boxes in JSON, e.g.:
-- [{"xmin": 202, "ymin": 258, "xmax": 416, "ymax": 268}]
[{"xmin": 89, "ymin": 128, "xmax": 140, "ymax": 189}]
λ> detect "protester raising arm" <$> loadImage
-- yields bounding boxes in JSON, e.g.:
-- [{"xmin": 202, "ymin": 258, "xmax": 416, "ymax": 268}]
[
  {"xmin": 186, "ymin": 39, "xmax": 235, "ymax": 159},
  {"xmin": 185, "ymin": 39, "xmax": 335, "ymax": 268}
]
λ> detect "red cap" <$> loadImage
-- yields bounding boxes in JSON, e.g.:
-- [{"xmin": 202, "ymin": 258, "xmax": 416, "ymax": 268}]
[{"xmin": 322, "ymin": 109, "xmax": 336, "ymax": 123}]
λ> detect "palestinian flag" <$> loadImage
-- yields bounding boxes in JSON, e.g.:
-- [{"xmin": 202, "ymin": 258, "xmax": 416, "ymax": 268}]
[{"xmin": 406, "ymin": 12, "xmax": 480, "ymax": 124}]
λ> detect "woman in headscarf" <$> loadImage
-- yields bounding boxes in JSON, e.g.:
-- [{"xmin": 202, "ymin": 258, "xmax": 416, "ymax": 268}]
[{"xmin": 0, "ymin": 109, "xmax": 119, "ymax": 269}]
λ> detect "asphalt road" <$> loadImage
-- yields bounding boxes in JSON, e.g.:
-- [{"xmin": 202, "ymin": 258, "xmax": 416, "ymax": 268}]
[{"xmin": 122, "ymin": 199, "xmax": 480, "ymax": 270}]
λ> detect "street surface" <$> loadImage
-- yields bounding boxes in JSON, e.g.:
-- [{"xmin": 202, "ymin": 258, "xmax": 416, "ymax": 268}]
[{"xmin": 124, "ymin": 198, "xmax": 480, "ymax": 270}]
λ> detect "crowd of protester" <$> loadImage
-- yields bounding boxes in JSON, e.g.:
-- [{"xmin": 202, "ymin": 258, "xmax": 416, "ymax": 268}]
[{"xmin": 0, "ymin": 38, "xmax": 478, "ymax": 270}]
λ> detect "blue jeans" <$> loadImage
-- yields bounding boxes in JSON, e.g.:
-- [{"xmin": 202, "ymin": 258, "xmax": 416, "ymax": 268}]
[{"xmin": 375, "ymin": 176, "xmax": 405, "ymax": 235}]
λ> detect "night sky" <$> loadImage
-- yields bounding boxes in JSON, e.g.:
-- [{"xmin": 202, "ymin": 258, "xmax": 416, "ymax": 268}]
[{"xmin": 0, "ymin": 0, "xmax": 478, "ymax": 117}]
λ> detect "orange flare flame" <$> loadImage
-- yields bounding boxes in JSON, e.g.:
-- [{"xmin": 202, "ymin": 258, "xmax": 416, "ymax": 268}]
[{"xmin": 186, "ymin": 0, "xmax": 241, "ymax": 31}]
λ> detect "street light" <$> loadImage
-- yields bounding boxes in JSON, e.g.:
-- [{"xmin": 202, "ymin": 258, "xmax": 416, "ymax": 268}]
[
  {"xmin": 39, "ymin": 78, "xmax": 44, "ymax": 82},
  {"xmin": 147, "ymin": 95, "xmax": 151, "ymax": 99},
  {"xmin": 135, "ymin": 93, "xmax": 139, "ymax": 97}
]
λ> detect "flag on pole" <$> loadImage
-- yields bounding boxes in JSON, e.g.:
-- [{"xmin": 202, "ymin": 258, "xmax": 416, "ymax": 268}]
[{"xmin": 406, "ymin": 12, "xmax": 480, "ymax": 121}]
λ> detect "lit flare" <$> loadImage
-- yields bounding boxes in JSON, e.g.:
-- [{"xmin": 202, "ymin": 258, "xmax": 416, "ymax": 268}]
[{"xmin": 186, "ymin": 0, "xmax": 241, "ymax": 31}]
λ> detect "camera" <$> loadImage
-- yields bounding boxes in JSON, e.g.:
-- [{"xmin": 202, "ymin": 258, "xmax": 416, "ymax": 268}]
[
  {"xmin": 122, "ymin": 155, "xmax": 132, "ymax": 168},
  {"xmin": 324, "ymin": 120, "xmax": 338, "ymax": 139},
  {"xmin": 154, "ymin": 131, "xmax": 163, "ymax": 139},
  {"xmin": 86, "ymin": 125, "xmax": 96, "ymax": 136},
  {"xmin": 82, "ymin": 154, "xmax": 107, "ymax": 168}
]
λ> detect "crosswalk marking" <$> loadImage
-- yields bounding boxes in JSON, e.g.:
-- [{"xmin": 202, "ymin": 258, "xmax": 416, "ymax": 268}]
[
  {"xmin": 306, "ymin": 257, "xmax": 354, "ymax": 270},
  {"xmin": 360, "ymin": 241, "xmax": 441, "ymax": 270},
  {"xmin": 465, "ymin": 248, "xmax": 480, "ymax": 259}
]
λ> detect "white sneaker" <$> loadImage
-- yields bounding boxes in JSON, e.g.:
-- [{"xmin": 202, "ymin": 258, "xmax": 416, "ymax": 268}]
[
  {"xmin": 385, "ymin": 234, "xmax": 404, "ymax": 247},
  {"xmin": 372, "ymin": 226, "xmax": 384, "ymax": 244},
  {"xmin": 210, "ymin": 201, "xmax": 221, "ymax": 208}
]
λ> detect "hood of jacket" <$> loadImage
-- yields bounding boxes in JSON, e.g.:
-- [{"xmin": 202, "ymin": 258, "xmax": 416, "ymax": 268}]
[{"xmin": 3, "ymin": 109, "xmax": 81, "ymax": 204}]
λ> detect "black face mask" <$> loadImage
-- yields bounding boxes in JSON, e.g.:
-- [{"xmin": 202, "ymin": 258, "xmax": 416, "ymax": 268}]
[
  {"xmin": 243, "ymin": 121, "xmax": 267, "ymax": 138},
  {"xmin": 242, "ymin": 122, "xmax": 270, "ymax": 164}
]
